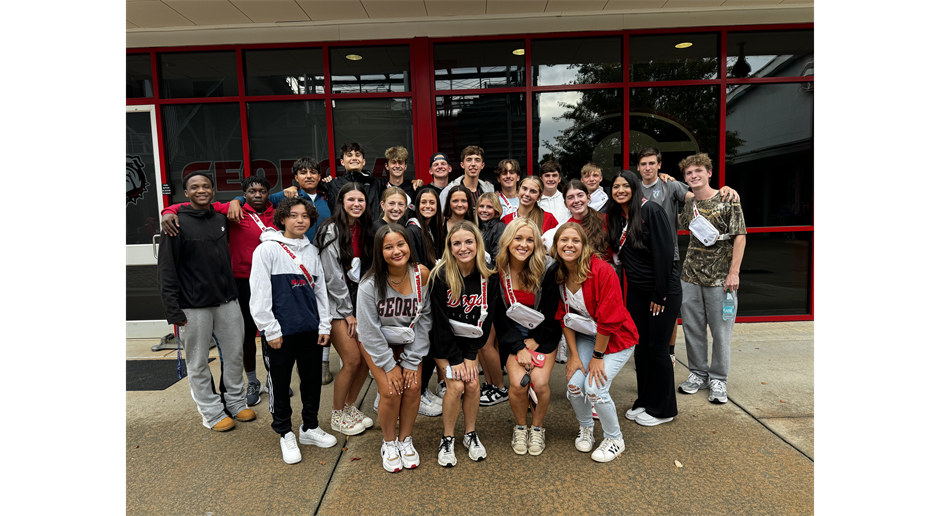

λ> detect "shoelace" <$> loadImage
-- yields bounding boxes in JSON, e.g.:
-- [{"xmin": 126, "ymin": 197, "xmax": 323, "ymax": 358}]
[
  {"xmin": 578, "ymin": 426, "xmax": 592, "ymax": 440},
  {"xmin": 283, "ymin": 434, "xmax": 298, "ymax": 450},
  {"xmin": 384, "ymin": 443, "xmax": 400, "ymax": 461},
  {"xmin": 466, "ymin": 432, "xmax": 482, "ymax": 448},
  {"xmin": 440, "ymin": 437, "xmax": 454, "ymax": 452},
  {"xmin": 709, "ymin": 380, "xmax": 726, "ymax": 393},
  {"xmin": 531, "ymin": 430, "xmax": 544, "ymax": 445},
  {"xmin": 689, "ymin": 373, "xmax": 704, "ymax": 384},
  {"xmin": 400, "ymin": 439, "xmax": 416, "ymax": 456}
]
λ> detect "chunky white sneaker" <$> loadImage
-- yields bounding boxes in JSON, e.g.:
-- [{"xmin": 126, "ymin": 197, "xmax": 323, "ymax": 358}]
[
  {"xmin": 331, "ymin": 409, "xmax": 365, "ymax": 436},
  {"xmin": 425, "ymin": 388, "xmax": 444, "ymax": 407},
  {"xmin": 635, "ymin": 411, "xmax": 674, "ymax": 427},
  {"xmin": 556, "ymin": 340, "xmax": 568, "ymax": 364},
  {"xmin": 398, "ymin": 436, "xmax": 420, "ymax": 469},
  {"xmin": 298, "ymin": 425, "xmax": 337, "ymax": 448},
  {"xmin": 511, "ymin": 425, "xmax": 529, "ymax": 455},
  {"xmin": 346, "ymin": 404, "xmax": 373, "ymax": 429},
  {"xmin": 591, "ymin": 437, "xmax": 625, "ymax": 463},
  {"xmin": 625, "ymin": 406, "xmax": 646, "ymax": 421},
  {"xmin": 708, "ymin": 379, "xmax": 728, "ymax": 404},
  {"xmin": 419, "ymin": 390, "xmax": 443, "ymax": 417},
  {"xmin": 381, "ymin": 441, "xmax": 403, "ymax": 473},
  {"xmin": 463, "ymin": 431, "xmax": 487, "ymax": 461},
  {"xmin": 528, "ymin": 427, "xmax": 546, "ymax": 456},
  {"xmin": 280, "ymin": 431, "xmax": 302, "ymax": 464},
  {"xmin": 436, "ymin": 380, "xmax": 447, "ymax": 398},
  {"xmin": 438, "ymin": 436, "xmax": 457, "ymax": 467},
  {"xmin": 679, "ymin": 372, "xmax": 707, "ymax": 395},
  {"xmin": 575, "ymin": 425, "xmax": 595, "ymax": 453}
]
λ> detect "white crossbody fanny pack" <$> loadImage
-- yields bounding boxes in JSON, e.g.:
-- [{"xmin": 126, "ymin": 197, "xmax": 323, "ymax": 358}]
[
  {"xmin": 448, "ymin": 273, "xmax": 488, "ymax": 338},
  {"xmin": 688, "ymin": 201, "xmax": 730, "ymax": 247},
  {"xmin": 381, "ymin": 266, "xmax": 423, "ymax": 345},
  {"xmin": 502, "ymin": 270, "xmax": 545, "ymax": 330},
  {"xmin": 562, "ymin": 285, "xmax": 597, "ymax": 335}
]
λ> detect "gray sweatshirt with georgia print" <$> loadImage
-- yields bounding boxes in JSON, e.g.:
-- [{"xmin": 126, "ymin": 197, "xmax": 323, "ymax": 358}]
[{"xmin": 356, "ymin": 270, "xmax": 431, "ymax": 372}]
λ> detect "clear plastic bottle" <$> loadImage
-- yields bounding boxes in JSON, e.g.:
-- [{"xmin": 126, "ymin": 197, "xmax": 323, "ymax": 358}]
[{"xmin": 722, "ymin": 289, "xmax": 735, "ymax": 321}]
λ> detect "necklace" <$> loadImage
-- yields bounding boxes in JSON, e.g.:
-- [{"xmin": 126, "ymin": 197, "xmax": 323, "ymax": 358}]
[{"xmin": 389, "ymin": 273, "xmax": 407, "ymax": 285}]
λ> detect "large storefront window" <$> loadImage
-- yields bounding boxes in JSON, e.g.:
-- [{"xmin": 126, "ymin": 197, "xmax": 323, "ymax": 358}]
[
  {"xmin": 531, "ymin": 36, "xmax": 622, "ymax": 86},
  {"xmin": 126, "ymin": 111, "xmax": 160, "ymax": 244},
  {"xmin": 727, "ymin": 30, "xmax": 814, "ymax": 79},
  {"xmin": 434, "ymin": 40, "xmax": 525, "ymax": 90},
  {"xmin": 247, "ymin": 100, "xmax": 329, "ymax": 193},
  {"xmin": 244, "ymin": 48, "xmax": 325, "ymax": 95},
  {"xmin": 330, "ymin": 46, "xmax": 410, "ymax": 94},
  {"xmin": 126, "ymin": 54, "xmax": 153, "ymax": 98},
  {"xmin": 629, "ymin": 33, "xmax": 719, "ymax": 81},
  {"xmin": 159, "ymin": 51, "xmax": 238, "ymax": 98},
  {"xmin": 332, "ymin": 98, "xmax": 414, "ymax": 178}
]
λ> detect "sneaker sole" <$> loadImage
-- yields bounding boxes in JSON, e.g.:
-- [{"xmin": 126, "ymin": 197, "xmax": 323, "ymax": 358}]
[
  {"xmin": 709, "ymin": 396, "xmax": 728, "ymax": 404},
  {"xmin": 625, "ymin": 408, "xmax": 645, "ymax": 421},
  {"xmin": 283, "ymin": 455, "xmax": 301, "ymax": 465},
  {"xmin": 383, "ymin": 463, "xmax": 402, "ymax": 473},
  {"xmin": 331, "ymin": 424, "xmax": 365, "ymax": 436},
  {"xmin": 512, "ymin": 447, "xmax": 528, "ymax": 456},
  {"xmin": 575, "ymin": 443, "xmax": 594, "ymax": 453},
  {"xmin": 678, "ymin": 385, "xmax": 702, "ymax": 395},
  {"xmin": 438, "ymin": 458, "xmax": 457, "ymax": 467},
  {"xmin": 299, "ymin": 437, "xmax": 337, "ymax": 448},
  {"xmin": 418, "ymin": 408, "xmax": 443, "ymax": 417},
  {"xmin": 528, "ymin": 447, "xmax": 545, "ymax": 456},
  {"xmin": 636, "ymin": 416, "xmax": 674, "ymax": 427},
  {"xmin": 247, "ymin": 397, "xmax": 261, "ymax": 407},
  {"xmin": 591, "ymin": 452, "xmax": 621, "ymax": 463}
]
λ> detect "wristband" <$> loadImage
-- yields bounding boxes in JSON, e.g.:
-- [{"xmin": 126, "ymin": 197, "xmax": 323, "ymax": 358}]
[{"xmin": 592, "ymin": 350, "xmax": 605, "ymax": 359}]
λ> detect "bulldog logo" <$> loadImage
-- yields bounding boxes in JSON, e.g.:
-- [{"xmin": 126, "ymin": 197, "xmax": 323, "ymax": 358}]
[{"xmin": 126, "ymin": 155, "xmax": 150, "ymax": 206}]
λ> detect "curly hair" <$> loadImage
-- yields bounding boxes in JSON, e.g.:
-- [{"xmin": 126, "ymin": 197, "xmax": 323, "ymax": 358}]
[
  {"xmin": 678, "ymin": 153, "xmax": 713, "ymax": 175},
  {"xmin": 274, "ymin": 197, "xmax": 318, "ymax": 231}
]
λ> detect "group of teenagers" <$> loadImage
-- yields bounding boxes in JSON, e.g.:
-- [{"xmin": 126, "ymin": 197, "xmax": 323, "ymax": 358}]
[{"xmin": 157, "ymin": 141, "xmax": 748, "ymax": 472}]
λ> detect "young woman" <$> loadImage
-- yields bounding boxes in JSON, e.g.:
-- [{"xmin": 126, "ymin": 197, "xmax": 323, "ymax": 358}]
[
  {"xmin": 405, "ymin": 187, "xmax": 446, "ymax": 417},
  {"xmin": 501, "ymin": 176, "xmax": 559, "ymax": 236},
  {"xmin": 249, "ymin": 197, "xmax": 338, "ymax": 464},
  {"xmin": 441, "ymin": 185, "xmax": 473, "ymax": 239},
  {"xmin": 495, "ymin": 158, "xmax": 521, "ymax": 217},
  {"xmin": 474, "ymin": 192, "xmax": 508, "ymax": 406},
  {"xmin": 357, "ymin": 224, "xmax": 431, "ymax": 472},
  {"xmin": 550, "ymin": 222, "xmax": 639, "ymax": 462},
  {"xmin": 429, "ymin": 221, "xmax": 499, "ymax": 467},
  {"xmin": 494, "ymin": 218, "xmax": 562, "ymax": 456},
  {"xmin": 372, "ymin": 187, "xmax": 408, "ymax": 233},
  {"xmin": 314, "ymin": 182, "xmax": 375, "ymax": 436},
  {"xmin": 611, "ymin": 171, "xmax": 681, "ymax": 427},
  {"xmin": 563, "ymin": 179, "xmax": 612, "ymax": 262}
]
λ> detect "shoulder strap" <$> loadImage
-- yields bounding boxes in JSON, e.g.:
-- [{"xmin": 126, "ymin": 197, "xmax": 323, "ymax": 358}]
[{"xmin": 276, "ymin": 242, "xmax": 315, "ymax": 290}]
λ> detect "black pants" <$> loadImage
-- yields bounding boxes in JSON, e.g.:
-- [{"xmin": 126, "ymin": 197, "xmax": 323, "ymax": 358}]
[
  {"xmin": 262, "ymin": 331, "xmax": 324, "ymax": 435},
  {"xmin": 627, "ymin": 287, "xmax": 680, "ymax": 419},
  {"xmin": 236, "ymin": 278, "xmax": 259, "ymax": 373}
]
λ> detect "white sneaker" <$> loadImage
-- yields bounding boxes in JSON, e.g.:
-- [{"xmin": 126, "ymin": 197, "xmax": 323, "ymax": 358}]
[
  {"xmin": 591, "ymin": 437, "xmax": 625, "ymax": 463},
  {"xmin": 625, "ymin": 406, "xmax": 646, "ymax": 421},
  {"xmin": 280, "ymin": 431, "xmax": 302, "ymax": 464},
  {"xmin": 419, "ymin": 390, "xmax": 443, "ymax": 417},
  {"xmin": 425, "ymin": 388, "xmax": 444, "ymax": 407},
  {"xmin": 298, "ymin": 425, "xmax": 337, "ymax": 448},
  {"xmin": 373, "ymin": 392, "xmax": 380, "ymax": 413},
  {"xmin": 381, "ymin": 441, "xmax": 403, "ymax": 473},
  {"xmin": 556, "ymin": 340, "xmax": 568, "ymax": 364},
  {"xmin": 436, "ymin": 380, "xmax": 447, "ymax": 398},
  {"xmin": 331, "ymin": 409, "xmax": 365, "ymax": 436},
  {"xmin": 346, "ymin": 404, "xmax": 373, "ymax": 429},
  {"xmin": 463, "ymin": 431, "xmax": 487, "ymax": 461},
  {"xmin": 528, "ymin": 426, "xmax": 546, "ymax": 456},
  {"xmin": 575, "ymin": 425, "xmax": 594, "ymax": 452},
  {"xmin": 635, "ymin": 411, "xmax": 674, "ymax": 427},
  {"xmin": 591, "ymin": 402, "xmax": 599, "ymax": 421},
  {"xmin": 511, "ymin": 425, "xmax": 529, "ymax": 455},
  {"xmin": 398, "ymin": 436, "xmax": 420, "ymax": 469},
  {"xmin": 438, "ymin": 436, "xmax": 457, "ymax": 467},
  {"xmin": 708, "ymin": 379, "xmax": 728, "ymax": 404}
]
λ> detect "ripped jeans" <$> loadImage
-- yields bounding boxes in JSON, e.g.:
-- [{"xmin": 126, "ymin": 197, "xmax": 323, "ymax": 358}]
[{"xmin": 567, "ymin": 333, "xmax": 634, "ymax": 440}]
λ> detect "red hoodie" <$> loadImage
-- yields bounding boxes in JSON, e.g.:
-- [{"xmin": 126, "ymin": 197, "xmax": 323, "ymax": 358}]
[
  {"xmin": 162, "ymin": 201, "xmax": 275, "ymax": 279},
  {"xmin": 554, "ymin": 255, "xmax": 638, "ymax": 354}
]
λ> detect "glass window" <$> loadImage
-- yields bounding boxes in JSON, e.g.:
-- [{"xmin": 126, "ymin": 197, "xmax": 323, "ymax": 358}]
[
  {"xmin": 247, "ymin": 101, "xmax": 329, "ymax": 193},
  {"xmin": 330, "ymin": 46, "xmax": 410, "ymax": 94},
  {"xmin": 127, "ymin": 266, "xmax": 166, "ymax": 321},
  {"xmin": 161, "ymin": 103, "xmax": 244, "ymax": 204},
  {"xmin": 678, "ymin": 232, "xmax": 812, "ymax": 317},
  {"xmin": 126, "ymin": 111, "xmax": 160, "ymax": 245},
  {"xmin": 331, "ymin": 98, "xmax": 414, "ymax": 178},
  {"xmin": 159, "ymin": 51, "xmax": 238, "ymax": 98},
  {"xmin": 629, "ymin": 86, "xmax": 719, "ymax": 179},
  {"xmin": 434, "ymin": 40, "xmax": 525, "ymax": 90},
  {"xmin": 727, "ymin": 30, "xmax": 813, "ymax": 79},
  {"xmin": 127, "ymin": 54, "xmax": 153, "ymax": 98},
  {"xmin": 532, "ymin": 37, "xmax": 622, "ymax": 86},
  {"xmin": 244, "ymin": 48, "xmax": 325, "ymax": 96},
  {"xmin": 436, "ymin": 94, "xmax": 527, "ymax": 184},
  {"xmin": 725, "ymin": 83, "xmax": 813, "ymax": 227},
  {"xmin": 629, "ymin": 33, "xmax": 719, "ymax": 81},
  {"xmin": 534, "ymin": 89, "xmax": 623, "ymax": 182}
]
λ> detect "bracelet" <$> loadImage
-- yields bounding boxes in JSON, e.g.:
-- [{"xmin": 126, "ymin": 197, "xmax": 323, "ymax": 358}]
[{"xmin": 592, "ymin": 350, "xmax": 605, "ymax": 359}]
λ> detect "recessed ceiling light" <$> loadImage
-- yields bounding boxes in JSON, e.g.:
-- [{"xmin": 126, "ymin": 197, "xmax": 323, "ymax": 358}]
[
  {"xmin": 346, "ymin": 54, "xmax": 363, "ymax": 61},
  {"xmin": 512, "ymin": 49, "xmax": 525, "ymax": 56},
  {"xmin": 675, "ymin": 42, "xmax": 693, "ymax": 49}
]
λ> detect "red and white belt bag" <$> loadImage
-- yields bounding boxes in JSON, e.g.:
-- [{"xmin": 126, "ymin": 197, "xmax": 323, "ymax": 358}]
[{"xmin": 561, "ymin": 287, "xmax": 597, "ymax": 335}]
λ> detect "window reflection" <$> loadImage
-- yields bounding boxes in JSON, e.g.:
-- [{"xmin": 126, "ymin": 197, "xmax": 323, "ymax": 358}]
[
  {"xmin": 330, "ymin": 46, "xmax": 410, "ymax": 93},
  {"xmin": 727, "ymin": 30, "xmax": 813, "ymax": 79},
  {"xmin": 244, "ymin": 48, "xmax": 324, "ymax": 95},
  {"xmin": 534, "ymin": 90, "xmax": 623, "ymax": 181},
  {"xmin": 436, "ymin": 94, "xmax": 527, "ymax": 183},
  {"xmin": 331, "ymin": 98, "xmax": 414, "ymax": 178},
  {"xmin": 434, "ymin": 40, "xmax": 525, "ymax": 90},
  {"xmin": 531, "ymin": 37, "xmax": 622, "ymax": 86},
  {"xmin": 127, "ymin": 54, "xmax": 153, "ymax": 98},
  {"xmin": 247, "ymin": 101, "xmax": 329, "ymax": 193},
  {"xmin": 629, "ymin": 33, "xmax": 718, "ymax": 81},
  {"xmin": 159, "ymin": 51, "xmax": 238, "ymax": 98}
]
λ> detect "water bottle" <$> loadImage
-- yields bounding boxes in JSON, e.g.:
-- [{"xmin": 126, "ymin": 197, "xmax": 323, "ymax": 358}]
[{"xmin": 722, "ymin": 289, "xmax": 735, "ymax": 321}]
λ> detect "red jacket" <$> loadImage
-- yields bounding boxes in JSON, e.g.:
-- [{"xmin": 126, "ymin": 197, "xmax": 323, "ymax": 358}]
[
  {"xmin": 554, "ymin": 255, "xmax": 638, "ymax": 354},
  {"xmin": 162, "ymin": 201, "xmax": 276, "ymax": 279}
]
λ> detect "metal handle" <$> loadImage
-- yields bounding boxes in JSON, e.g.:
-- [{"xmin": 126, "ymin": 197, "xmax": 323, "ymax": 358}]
[{"xmin": 152, "ymin": 233, "xmax": 160, "ymax": 260}]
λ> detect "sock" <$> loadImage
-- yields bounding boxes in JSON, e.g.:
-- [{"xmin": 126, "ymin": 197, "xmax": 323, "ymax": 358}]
[
  {"xmin": 517, "ymin": 425, "xmax": 526, "ymax": 430},
  {"xmin": 246, "ymin": 370, "xmax": 257, "ymax": 384},
  {"xmin": 532, "ymin": 426, "xmax": 542, "ymax": 432}
]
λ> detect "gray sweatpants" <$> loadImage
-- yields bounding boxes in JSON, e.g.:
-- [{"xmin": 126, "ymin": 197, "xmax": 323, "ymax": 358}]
[
  {"xmin": 179, "ymin": 299, "xmax": 247, "ymax": 428},
  {"xmin": 680, "ymin": 280, "xmax": 737, "ymax": 383}
]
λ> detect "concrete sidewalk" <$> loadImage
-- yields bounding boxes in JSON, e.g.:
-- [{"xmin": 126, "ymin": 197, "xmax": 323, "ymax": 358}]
[{"xmin": 126, "ymin": 322, "xmax": 813, "ymax": 516}]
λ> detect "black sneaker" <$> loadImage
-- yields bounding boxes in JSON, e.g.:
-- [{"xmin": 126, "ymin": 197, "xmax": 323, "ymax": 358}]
[{"xmin": 481, "ymin": 386, "xmax": 508, "ymax": 406}]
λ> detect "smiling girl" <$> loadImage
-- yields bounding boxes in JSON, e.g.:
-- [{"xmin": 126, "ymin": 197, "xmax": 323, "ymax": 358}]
[
  {"xmin": 501, "ymin": 176, "xmax": 558, "ymax": 235},
  {"xmin": 441, "ymin": 185, "xmax": 474, "ymax": 239},
  {"xmin": 563, "ymin": 180, "xmax": 612, "ymax": 262},
  {"xmin": 373, "ymin": 187, "xmax": 409, "ymax": 233}
]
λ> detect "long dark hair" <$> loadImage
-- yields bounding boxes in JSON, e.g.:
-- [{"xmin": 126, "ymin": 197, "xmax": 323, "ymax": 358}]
[
  {"xmin": 606, "ymin": 170, "xmax": 645, "ymax": 251},
  {"xmin": 315, "ymin": 182, "xmax": 374, "ymax": 275},
  {"xmin": 440, "ymin": 184, "xmax": 474, "ymax": 245},
  {"xmin": 413, "ymin": 186, "xmax": 441, "ymax": 263},
  {"xmin": 563, "ymin": 179, "xmax": 609, "ymax": 258},
  {"xmin": 365, "ymin": 224, "xmax": 416, "ymax": 300}
]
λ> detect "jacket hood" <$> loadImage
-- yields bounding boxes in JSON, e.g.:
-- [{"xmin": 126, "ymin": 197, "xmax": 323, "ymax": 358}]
[
  {"xmin": 260, "ymin": 227, "xmax": 311, "ymax": 249},
  {"xmin": 179, "ymin": 204, "xmax": 218, "ymax": 219}
]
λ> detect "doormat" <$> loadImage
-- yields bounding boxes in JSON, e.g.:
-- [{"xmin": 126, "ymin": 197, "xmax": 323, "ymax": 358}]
[{"xmin": 126, "ymin": 358, "xmax": 215, "ymax": 391}]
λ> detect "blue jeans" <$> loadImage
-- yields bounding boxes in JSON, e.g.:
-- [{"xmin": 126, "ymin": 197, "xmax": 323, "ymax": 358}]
[{"xmin": 566, "ymin": 333, "xmax": 634, "ymax": 440}]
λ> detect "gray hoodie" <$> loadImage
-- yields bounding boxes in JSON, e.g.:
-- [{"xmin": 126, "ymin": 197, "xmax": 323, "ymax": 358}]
[
  {"xmin": 356, "ymin": 268, "xmax": 431, "ymax": 372},
  {"xmin": 317, "ymin": 223, "xmax": 356, "ymax": 319}
]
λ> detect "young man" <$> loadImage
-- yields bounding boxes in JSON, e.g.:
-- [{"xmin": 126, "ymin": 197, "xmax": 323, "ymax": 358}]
[
  {"xmin": 330, "ymin": 141, "xmax": 376, "ymax": 190},
  {"xmin": 249, "ymin": 197, "xmax": 337, "ymax": 464},
  {"xmin": 675, "ymin": 153, "xmax": 747, "ymax": 405},
  {"xmin": 580, "ymin": 162, "xmax": 609, "ymax": 212},
  {"xmin": 537, "ymin": 159, "xmax": 571, "ymax": 223},
  {"xmin": 438, "ymin": 145, "xmax": 494, "ymax": 210},
  {"xmin": 495, "ymin": 158, "xmax": 521, "ymax": 217},
  {"xmin": 368, "ymin": 146, "xmax": 418, "ymax": 220},
  {"xmin": 157, "ymin": 172, "xmax": 255, "ymax": 431},
  {"xmin": 427, "ymin": 152, "xmax": 452, "ymax": 197},
  {"xmin": 160, "ymin": 175, "xmax": 277, "ymax": 407}
]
